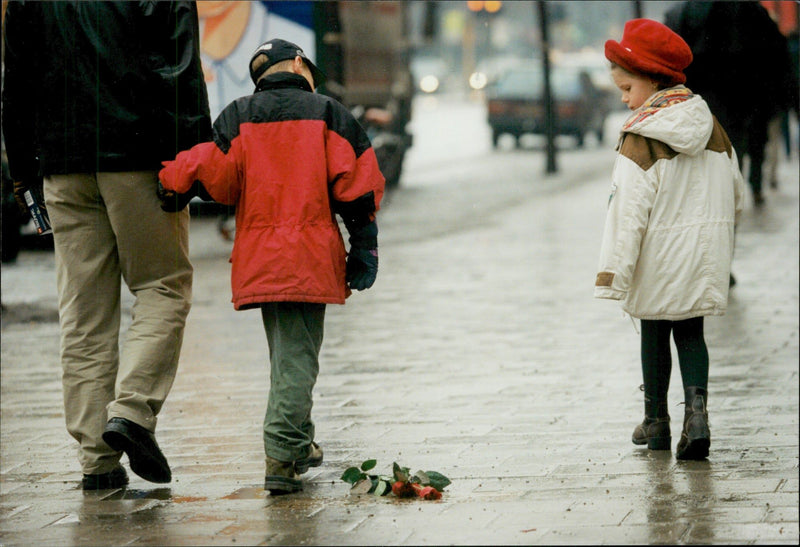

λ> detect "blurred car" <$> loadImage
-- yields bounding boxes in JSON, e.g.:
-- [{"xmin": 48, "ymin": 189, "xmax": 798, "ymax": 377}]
[
  {"xmin": 486, "ymin": 63, "xmax": 612, "ymax": 148},
  {"xmin": 468, "ymin": 55, "xmax": 524, "ymax": 91},
  {"xmin": 410, "ymin": 54, "xmax": 448, "ymax": 94}
]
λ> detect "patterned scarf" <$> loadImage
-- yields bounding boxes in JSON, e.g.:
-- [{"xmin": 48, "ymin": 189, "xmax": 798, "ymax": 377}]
[{"xmin": 622, "ymin": 85, "xmax": 695, "ymax": 132}]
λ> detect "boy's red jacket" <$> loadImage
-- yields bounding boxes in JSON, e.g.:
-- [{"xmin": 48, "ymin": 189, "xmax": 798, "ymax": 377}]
[{"xmin": 160, "ymin": 72, "xmax": 385, "ymax": 309}]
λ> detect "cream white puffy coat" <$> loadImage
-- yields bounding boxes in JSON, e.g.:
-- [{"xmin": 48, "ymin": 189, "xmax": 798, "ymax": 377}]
[{"xmin": 595, "ymin": 87, "xmax": 745, "ymax": 320}]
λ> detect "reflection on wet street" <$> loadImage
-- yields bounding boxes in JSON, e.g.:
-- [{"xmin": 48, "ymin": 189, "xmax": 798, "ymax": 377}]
[
  {"xmin": 2, "ymin": 95, "xmax": 798, "ymax": 544},
  {"xmin": 640, "ymin": 452, "xmax": 718, "ymax": 543}
]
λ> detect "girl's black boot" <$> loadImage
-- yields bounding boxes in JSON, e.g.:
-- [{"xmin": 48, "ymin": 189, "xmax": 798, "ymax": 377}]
[
  {"xmin": 676, "ymin": 386, "xmax": 710, "ymax": 460},
  {"xmin": 632, "ymin": 396, "xmax": 671, "ymax": 450}
]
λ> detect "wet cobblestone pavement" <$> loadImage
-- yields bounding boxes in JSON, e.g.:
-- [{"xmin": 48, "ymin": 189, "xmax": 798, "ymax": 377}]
[{"xmin": 2, "ymin": 144, "xmax": 798, "ymax": 544}]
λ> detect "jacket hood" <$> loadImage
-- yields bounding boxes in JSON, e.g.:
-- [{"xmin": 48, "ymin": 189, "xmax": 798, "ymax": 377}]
[{"xmin": 621, "ymin": 86, "xmax": 713, "ymax": 156}]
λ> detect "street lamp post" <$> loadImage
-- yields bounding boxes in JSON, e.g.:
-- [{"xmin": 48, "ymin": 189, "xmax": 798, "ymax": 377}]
[
  {"xmin": 633, "ymin": 1, "xmax": 643, "ymax": 19},
  {"xmin": 537, "ymin": 1, "xmax": 557, "ymax": 174}
]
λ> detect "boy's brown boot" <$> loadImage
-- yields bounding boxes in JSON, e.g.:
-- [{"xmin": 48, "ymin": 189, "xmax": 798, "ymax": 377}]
[
  {"xmin": 676, "ymin": 386, "xmax": 710, "ymax": 460},
  {"xmin": 264, "ymin": 456, "xmax": 302, "ymax": 495},
  {"xmin": 294, "ymin": 442, "xmax": 323, "ymax": 474},
  {"xmin": 632, "ymin": 396, "xmax": 671, "ymax": 450}
]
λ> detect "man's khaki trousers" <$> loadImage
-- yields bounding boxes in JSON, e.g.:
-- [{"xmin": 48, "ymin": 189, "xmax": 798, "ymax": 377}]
[{"xmin": 45, "ymin": 172, "xmax": 192, "ymax": 475}]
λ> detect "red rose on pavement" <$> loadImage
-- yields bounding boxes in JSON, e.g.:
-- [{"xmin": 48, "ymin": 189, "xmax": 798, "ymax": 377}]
[
  {"xmin": 392, "ymin": 480, "xmax": 417, "ymax": 498},
  {"xmin": 412, "ymin": 483, "xmax": 442, "ymax": 500},
  {"xmin": 343, "ymin": 461, "xmax": 450, "ymax": 500}
]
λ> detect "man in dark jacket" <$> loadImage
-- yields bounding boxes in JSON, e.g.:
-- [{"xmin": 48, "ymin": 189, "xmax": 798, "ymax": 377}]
[
  {"xmin": 2, "ymin": 1, "xmax": 212, "ymax": 489},
  {"xmin": 665, "ymin": 1, "xmax": 790, "ymax": 206}
]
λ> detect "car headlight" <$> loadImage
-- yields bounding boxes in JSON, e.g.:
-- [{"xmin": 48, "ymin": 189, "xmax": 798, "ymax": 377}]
[
  {"xmin": 469, "ymin": 71, "xmax": 488, "ymax": 90},
  {"xmin": 419, "ymin": 75, "xmax": 440, "ymax": 93}
]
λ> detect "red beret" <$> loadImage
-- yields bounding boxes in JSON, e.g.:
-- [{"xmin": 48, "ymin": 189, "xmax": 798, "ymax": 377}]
[{"xmin": 605, "ymin": 19, "xmax": 693, "ymax": 86}]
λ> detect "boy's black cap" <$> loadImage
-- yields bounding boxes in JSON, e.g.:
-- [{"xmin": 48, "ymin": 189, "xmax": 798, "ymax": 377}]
[{"xmin": 249, "ymin": 38, "xmax": 326, "ymax": 87}]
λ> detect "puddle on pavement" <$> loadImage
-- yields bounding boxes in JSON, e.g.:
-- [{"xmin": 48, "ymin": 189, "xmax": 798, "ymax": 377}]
[
  {"xmin": 101, "ymin": 488, "xmax": 173, "ymax": 501},
  {"xmin": 91, "ymin": 486, "xmax": 270, "ymax": 503},
  {"xmin": 172, "ymin": 496, "xmax": 208, "ymax": 503},
  {"xmin": 221, "ymin": 487, "xmax": 266, "ymax": 500},
  {"xmin": 95, "ymin": 488, "xmax": 209, "ymax": 503}
]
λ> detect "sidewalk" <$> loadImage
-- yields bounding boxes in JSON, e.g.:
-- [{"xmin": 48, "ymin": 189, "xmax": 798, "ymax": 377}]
[{"xmin": 1, "ymin": 151, "xmax": 797, "ymax": 545}]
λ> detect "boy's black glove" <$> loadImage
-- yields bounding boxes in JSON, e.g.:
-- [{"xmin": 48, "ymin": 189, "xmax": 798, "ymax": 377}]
[
  {"xmin": 157, "ymin": 180, "xmax": 211, "ymax": 212},
  {"xmin": 345, "ymin": 220, "xmax": 378, "ymax": 291}
]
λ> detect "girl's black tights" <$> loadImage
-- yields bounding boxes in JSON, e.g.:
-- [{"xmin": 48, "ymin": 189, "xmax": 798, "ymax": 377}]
[{"xmin": 640, "ymin": 317, "xmax": 709, "ymax": 401}]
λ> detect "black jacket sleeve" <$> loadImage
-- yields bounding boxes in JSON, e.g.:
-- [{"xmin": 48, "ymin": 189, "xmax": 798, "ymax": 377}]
[
  {"xmin": 146, "ymin": 1, "xmax": 213, "ymax": 154},
  {"xmin": 2, "ymin": 1, "xmax": 40, "ymax": 182}
]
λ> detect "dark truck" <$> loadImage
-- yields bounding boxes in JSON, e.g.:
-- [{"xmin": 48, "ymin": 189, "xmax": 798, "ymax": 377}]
[{"xmin": 314, "ymin": 1, "xmax": 414, "ymax": 188}]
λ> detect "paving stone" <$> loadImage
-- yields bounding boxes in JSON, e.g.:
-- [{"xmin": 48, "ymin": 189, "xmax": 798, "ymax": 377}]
[{"xmin": 2, "ymin": 118, "xmax": 797, "ymax": 545}]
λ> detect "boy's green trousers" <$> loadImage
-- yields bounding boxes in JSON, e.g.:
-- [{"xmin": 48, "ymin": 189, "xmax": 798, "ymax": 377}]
[{"xmin": 260, "ymin": 302, "xmax": 325, "ymax": 463}]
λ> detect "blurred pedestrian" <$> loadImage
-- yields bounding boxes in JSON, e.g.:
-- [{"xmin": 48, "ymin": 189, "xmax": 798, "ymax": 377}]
[
  {"xmin": 665, "ymin": 1, "xmax": 790, "ymax": 206},
  {"xmin": 763, "ymin": 25, "xmax": 796, "ymax": 190},
  {"xmin": 765, "ymin": 115, "xmax": 785, "ymax": 191},
  {"xmin": 2, "ymin": 1, "xmax": 212, "ymax": 489},
  {"xmin": 158, "ymin": 38, "xmax": 385, "ymax": 494},
  {"xmin": 595, "ymin": 19, "xmax": 745, "ymax": 460},
  {"xmin": 784, "ymin": 30, "xmax": 799, "ymax": 157}
]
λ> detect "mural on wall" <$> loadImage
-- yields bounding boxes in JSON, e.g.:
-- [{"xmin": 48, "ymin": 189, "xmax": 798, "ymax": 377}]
[{"xmin": 198, "ymin": 1, "xmax": 316, "ymax": 117}]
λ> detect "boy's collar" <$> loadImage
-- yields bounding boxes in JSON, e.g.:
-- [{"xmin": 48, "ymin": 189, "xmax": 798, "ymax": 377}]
[{"xmin": 255, "ymin": 72, "xmax": 313, "ymax": 93}]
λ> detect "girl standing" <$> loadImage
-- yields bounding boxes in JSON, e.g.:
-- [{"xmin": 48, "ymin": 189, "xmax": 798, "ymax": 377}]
[{"xmin": 595, "ymin": 19, "xmax": 744, "ymax": 460}]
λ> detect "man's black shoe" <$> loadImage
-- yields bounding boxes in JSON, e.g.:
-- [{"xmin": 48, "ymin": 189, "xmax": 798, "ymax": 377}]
[
  {"xmin": 82, "ymin": 466, "xmax": 129, "ymax": 490},
  {"xmin": 102, "ymin": 418, "xmax": 171, "ymax": 483}
]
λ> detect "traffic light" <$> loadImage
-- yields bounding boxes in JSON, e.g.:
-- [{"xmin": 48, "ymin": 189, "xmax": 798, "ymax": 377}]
[{"xmin": 466, "ymin": 1, "xmax": 502, "ymax": 15}]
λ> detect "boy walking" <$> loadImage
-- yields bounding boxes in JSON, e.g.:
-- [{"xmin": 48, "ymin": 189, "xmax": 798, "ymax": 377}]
[{"xmin": 159, "ymin": 39, "xmax": 384, "ymax": 493}]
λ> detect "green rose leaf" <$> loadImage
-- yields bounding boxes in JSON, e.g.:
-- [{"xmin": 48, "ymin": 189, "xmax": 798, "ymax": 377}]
[
  {"xmin": 361, "ymin": 459, "xmax": 377, "ymax": 472},
  {"xmin": 368, "ymin": 477, "xmax": 379, "ymax": 493},
  {"xmin": 351, "ymin": 478, "xmax": 373, "ymax": 495},
  {"xmin": 393, "ymin": 462, "xmax": 409, "ymax": 483},
  {"xmin": 341, "ymin": 467, "xmax": 364, "ymax": 485},
  {"xmin": 413, "ymin": 470, "xmax": 430, "ymax": 485},
  {"xmin": 373, "ymin": 479, "xmax": 389, "ymax": 496},
  {"xmin": 425, "ymin": 471, "xmax": 451, "ymax": 491}
]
